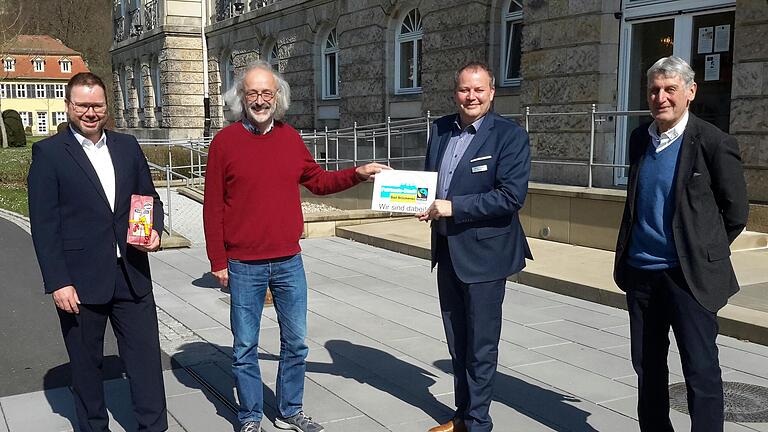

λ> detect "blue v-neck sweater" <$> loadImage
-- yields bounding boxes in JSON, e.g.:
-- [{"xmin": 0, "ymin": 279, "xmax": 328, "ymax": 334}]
[{"xmin": 627, "ymin": 135, "xmax": 684, "ymax": 270}]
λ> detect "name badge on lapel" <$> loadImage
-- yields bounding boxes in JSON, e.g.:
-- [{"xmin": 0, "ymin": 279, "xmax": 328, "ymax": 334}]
[{"xmin": 471, "ymin": 165, "xmax": 488, "ymax": 173}]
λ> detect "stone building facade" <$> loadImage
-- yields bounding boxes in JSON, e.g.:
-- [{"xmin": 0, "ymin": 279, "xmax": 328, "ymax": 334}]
[{"xmin": 111, "ymin": 0, "xmax": 768, "ymax": 204}]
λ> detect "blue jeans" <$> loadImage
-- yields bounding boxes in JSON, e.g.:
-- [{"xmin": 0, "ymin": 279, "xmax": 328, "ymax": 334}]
[{"xmin": 228, "ymin": 254, "xmax": 309, "ymax": 425}]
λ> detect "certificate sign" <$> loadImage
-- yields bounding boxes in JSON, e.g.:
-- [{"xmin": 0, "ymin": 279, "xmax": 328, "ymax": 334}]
[{"xmin": 371, "ymin": 170, "xmax": 437, "ymax": 213}]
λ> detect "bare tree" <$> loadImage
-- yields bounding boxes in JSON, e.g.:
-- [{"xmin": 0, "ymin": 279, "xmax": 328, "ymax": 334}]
[{"xmin": 0, "ymin": 0, "xmax": 27, "ymax": 148}]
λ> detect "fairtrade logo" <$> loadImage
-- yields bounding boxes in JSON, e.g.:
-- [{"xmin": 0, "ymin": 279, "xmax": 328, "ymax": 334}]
[{"xmin": 416, "ymin": 188, "xmax": 428, "ymax": 201}]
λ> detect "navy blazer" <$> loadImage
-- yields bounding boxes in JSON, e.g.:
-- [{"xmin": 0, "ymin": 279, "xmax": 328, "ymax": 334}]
[
  {"xmin": 28, "ymin": 128, "xmax": 163, "ymax": 304},
  {"xmin": 614, "ymin": 113, "xmax": 748, "ymax": 312},
  {"xmin": 425, "ymin": 111, "xmax": 533, "ymax": 283}
]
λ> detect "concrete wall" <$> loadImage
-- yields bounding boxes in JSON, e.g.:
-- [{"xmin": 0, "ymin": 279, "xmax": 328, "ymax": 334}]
[{"xmin": 302, "ymin": 181, "xmax": 626, "ymax": 251}]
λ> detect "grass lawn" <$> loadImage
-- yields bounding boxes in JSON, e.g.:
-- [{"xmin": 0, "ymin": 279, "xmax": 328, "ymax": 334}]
[
  {"xmin": 0, "ymin": 141, "xmax": 34, "ymax": 217},
  {"xmin": 0, "ymin": 183, "xmax": 28, "ymax": 216}
]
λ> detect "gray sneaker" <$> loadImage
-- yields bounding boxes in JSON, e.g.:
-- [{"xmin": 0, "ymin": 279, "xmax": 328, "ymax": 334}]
[
  {"xmin": 240, "ymin": 421, "xmax": 261, "ymax": 432},
  {"xmin": 274, "ymin": 411, "xmax": 324, "ymax": 432}
]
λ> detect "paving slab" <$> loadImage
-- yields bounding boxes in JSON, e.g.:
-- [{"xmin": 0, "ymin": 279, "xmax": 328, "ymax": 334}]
[{"xmin": 3, "ymin": 235, "xmax": 768, "ymax": 432}]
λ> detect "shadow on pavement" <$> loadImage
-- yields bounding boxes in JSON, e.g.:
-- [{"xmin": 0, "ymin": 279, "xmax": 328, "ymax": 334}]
[
  {"xmin": 433, "ymin": 359, "xmax": 599, "ymax": 432},
  {"xmin": 41, "ymin": 355, "xmax": 133, "ymax": 432},
  {"xmin": 191, "ymin": 272, "xmax": 222, "ymax": 289}
]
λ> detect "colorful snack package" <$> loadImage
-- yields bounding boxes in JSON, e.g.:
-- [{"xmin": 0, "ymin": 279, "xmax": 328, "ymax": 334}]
[{"xmin": 127, "ymin": 194, "xmax": 154, "ymax": 245}]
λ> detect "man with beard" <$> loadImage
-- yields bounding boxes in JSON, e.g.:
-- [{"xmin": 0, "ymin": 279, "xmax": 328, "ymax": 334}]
[
  {"xmin": 203, "ymin": 60, "xmax": 389, "ymax": 432},
  {"xmin": 27, "ymin": 72, "xmax": 167, "ymax": 432}
]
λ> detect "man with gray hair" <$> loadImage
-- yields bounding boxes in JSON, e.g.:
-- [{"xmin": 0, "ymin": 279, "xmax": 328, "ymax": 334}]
[
  {"xmin": 614, "ymin": 56, "xmax": 748, "ymax": 431},
  {"xmin": 203, "ymin": 61, "xmax": 388, "ymax": 432}
]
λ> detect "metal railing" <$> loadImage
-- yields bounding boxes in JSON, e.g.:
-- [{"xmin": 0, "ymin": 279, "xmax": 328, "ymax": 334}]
[
  {"xmin": 128, "ymin": 8, "xmax": 142, "ymax": 37},
  {"xmin": 140, "ymin": 138, "xmax": 212, "ymax": 235},
  {"xmin": 144, "ymin": 0, "xmax": 159, "ymax": 31},
  {"xmin": 299, "ymin": 106, "xmax": 651, "ymax": 188},
  {"xmin": 138, "ymin": 108, "xmax": 652, "ymax": 234},
  {"xmin": 113, "ymin": 16, "xmax": 126, "ymax": 43},
  {"xmin": 301, "ymin": 114, "xmax": 433, "ymax": 172},
  {"xmin": 215, "ymin": 0, "xmax": 281, "ymax": 22}
]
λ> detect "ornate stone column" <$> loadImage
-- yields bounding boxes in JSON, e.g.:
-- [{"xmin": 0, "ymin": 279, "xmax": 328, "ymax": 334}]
[{"xmin": 208, "ymin": 53, "xmax": 224, "ymax": 130}]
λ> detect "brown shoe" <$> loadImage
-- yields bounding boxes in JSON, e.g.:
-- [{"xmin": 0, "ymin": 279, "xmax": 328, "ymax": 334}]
[{"xmin": 428, "ymin": 418, "xmax": 467, "ymax": 432}]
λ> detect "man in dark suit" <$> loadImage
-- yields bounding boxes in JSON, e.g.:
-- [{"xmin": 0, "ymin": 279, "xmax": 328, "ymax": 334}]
[
  {"xmin": 28, "ymin": 72, "xmax": 167, "ymax": 432},
  {"xmin": 419, "ymin": 62, "xmax": 532, "ymax": 432},
  {"xmin": 614, "ymin": 56, "xmax": 748, "ymax": 432}
]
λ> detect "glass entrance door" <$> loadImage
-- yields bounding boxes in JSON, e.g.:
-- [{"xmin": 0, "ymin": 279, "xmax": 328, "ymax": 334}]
[
  {"xmin": 615, "ymin": 5, "xmax": 735, "ymax": 184},
  {"xmin": 689, "ymin": 12, "xmax": 735, "ymax": 132}
]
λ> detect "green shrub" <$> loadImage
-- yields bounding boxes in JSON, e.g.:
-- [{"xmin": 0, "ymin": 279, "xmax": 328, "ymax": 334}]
[{"xmin": 2, "ymin": 110, "xmax": 26, "ymax": 147}]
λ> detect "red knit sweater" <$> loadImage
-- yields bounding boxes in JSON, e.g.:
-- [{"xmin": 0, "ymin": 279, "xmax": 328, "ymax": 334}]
[{"xmin": 203, "ymin": 121, "xmax": 361, "ymax": 271}]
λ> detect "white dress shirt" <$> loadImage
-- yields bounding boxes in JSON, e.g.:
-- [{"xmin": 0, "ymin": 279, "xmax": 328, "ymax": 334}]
[
  {"xmin": 70, "ymin": 126, "xmax": 120, "ymax": 257},
  {"xmin": 648, "ymin": 110, "xmax": 689, "ymax": 153}
]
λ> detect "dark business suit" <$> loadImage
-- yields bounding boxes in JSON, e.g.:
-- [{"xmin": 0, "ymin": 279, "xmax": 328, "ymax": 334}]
[
  {"xmin": 614, "ymin": 113, "xmax": 748, "ymax": 431},
  {"xmin": 28, "ymin": 128, "xmax": 167, "ymax": 432},
  {"xmin": 425, "ymin": 112, "xmax": 531, "ymax": 431}
]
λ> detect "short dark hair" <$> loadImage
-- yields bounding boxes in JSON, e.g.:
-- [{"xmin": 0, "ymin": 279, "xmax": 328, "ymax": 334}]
[
  {"xmin": 454, "ymin": 62, "xmax": 496, "ymax": 89},
  {"xmin": 65, "ymin": 72, "xmax": 107, "ymax": 101}
]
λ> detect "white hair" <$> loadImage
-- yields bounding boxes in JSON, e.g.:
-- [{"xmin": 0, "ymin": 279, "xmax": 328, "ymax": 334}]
[
  {"xmin": 223, "ymin": 60, "xmax": 291, "ymax": 120},
  {"xmin": 647, "ymin": 56, "xmax": 696, "ymax": 88}
]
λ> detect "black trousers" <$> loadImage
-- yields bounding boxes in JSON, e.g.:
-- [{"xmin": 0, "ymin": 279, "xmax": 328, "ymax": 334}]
[
  {"xmin": 625, "ymin": 265, "xmax": 723, "ymax": 432},
  {"xmin": 436, "ymin": 235, "xmax": 506, "ymax": 432},
  {"xmin": 57, "ymin": 260, "xmax": 167, "ymax": 432}
]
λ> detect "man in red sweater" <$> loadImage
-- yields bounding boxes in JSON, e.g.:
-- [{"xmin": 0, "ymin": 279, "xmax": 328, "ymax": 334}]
[{"xmin": 203, "ymin": 61, "xmax": 388, "ymax": 432}]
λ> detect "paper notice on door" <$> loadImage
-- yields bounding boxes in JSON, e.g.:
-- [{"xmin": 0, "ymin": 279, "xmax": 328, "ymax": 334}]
[
  {"xmin": 698, "ymin": 27, "xmax": 714, "ymax": 54},
  {"xmin": 705, "ymin": 54, "xmax": 720, "ymax": 81},
  {"xmin": 714, "ymin": 25, "xmax": 730, "ymax": 52}
]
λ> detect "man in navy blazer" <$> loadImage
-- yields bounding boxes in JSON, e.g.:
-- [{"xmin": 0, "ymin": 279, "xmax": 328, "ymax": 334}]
[
  {"xmin": 28, "ymin": 72, "xmax": 167, "ymax": 432},
  {"xmin": 419, "ymin": 62, "xmax": 532, "ymax": 432}
]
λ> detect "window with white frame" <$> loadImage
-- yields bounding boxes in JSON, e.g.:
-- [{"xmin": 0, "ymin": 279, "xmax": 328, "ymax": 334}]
[
  {"xmin": 54, "ymin": 84, "xmax": 65, "ymax": 98},
  {"xmin": 500, "ymin": 0, "xmax": 523, "ymax": 86},
  {"xmin": 35, "ymin": 84, "xmax": 46, "ymax": 98},
  {"xmin": 19, "ymin": 111, "xmax": 32, "ymax": 128},
  {"xmin": 322, "ymin": 28, "xmax": 340, "ymax": 99},
  {"xmin": 36, "ymin": 111, "xmax": 48, "ymax": 134},
  {"xmin": 33, "ymin": 58, "xmax": 44, "ymax": 72},
  {"xmin": 16, "ymin": 83, "xmax": 27, "ymax": 98},
  {"xmin": 3, "ymin": 58, "xmax": 14, "ymax": 71},
  {"xmin": 268, "ymin": 44, "xmax": 280, "ymax": 70},
  {"xmin": 0, "ymin": 83, "xmax": 7, "ymax": 98},
  {"xmin": 395, "ymin": 9, "xmax": 423, "ymax": 94},
  {"xmin": 53, "ymin": 112, "xmax": 66, "ymax": 126},
  {"xmin": 60, "ymin": 59, "xmax": 72, "ymax": 73}
]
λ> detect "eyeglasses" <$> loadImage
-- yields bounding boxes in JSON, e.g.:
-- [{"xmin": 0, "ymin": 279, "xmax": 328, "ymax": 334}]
[
  {"xmin": 245, "ymin": 89, "xmax": 277, "ymax": 102},
  {"xmin": 69, "ymin": 101, "xmax": 108, "ymax": 114}
]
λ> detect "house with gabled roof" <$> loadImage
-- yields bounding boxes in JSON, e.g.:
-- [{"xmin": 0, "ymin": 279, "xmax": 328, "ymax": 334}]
[{"xmin": 1, "ymin": 35, "xmax": 90, "ymax": 135}]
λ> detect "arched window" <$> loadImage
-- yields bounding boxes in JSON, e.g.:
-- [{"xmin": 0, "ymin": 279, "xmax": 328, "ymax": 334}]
[
  {"xmin": 322, "ymin": 28, "xmax": 340, "ymax": 99},
  {"xmin": 395, "ymin": 8, "xmax": 423, "ymax": 94},
  {"xmin": 268, "ymin": 44, "xmax": 280, "ymax": 70},
  {"xmin": 500, "ymin": 0, "xmax": 523, "ymax": 86}
]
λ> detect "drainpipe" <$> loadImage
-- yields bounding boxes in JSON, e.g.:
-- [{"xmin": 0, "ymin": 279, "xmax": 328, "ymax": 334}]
[{"xmin": 201, "ymin": 0, "xmax": 211, "ymax": 137}]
